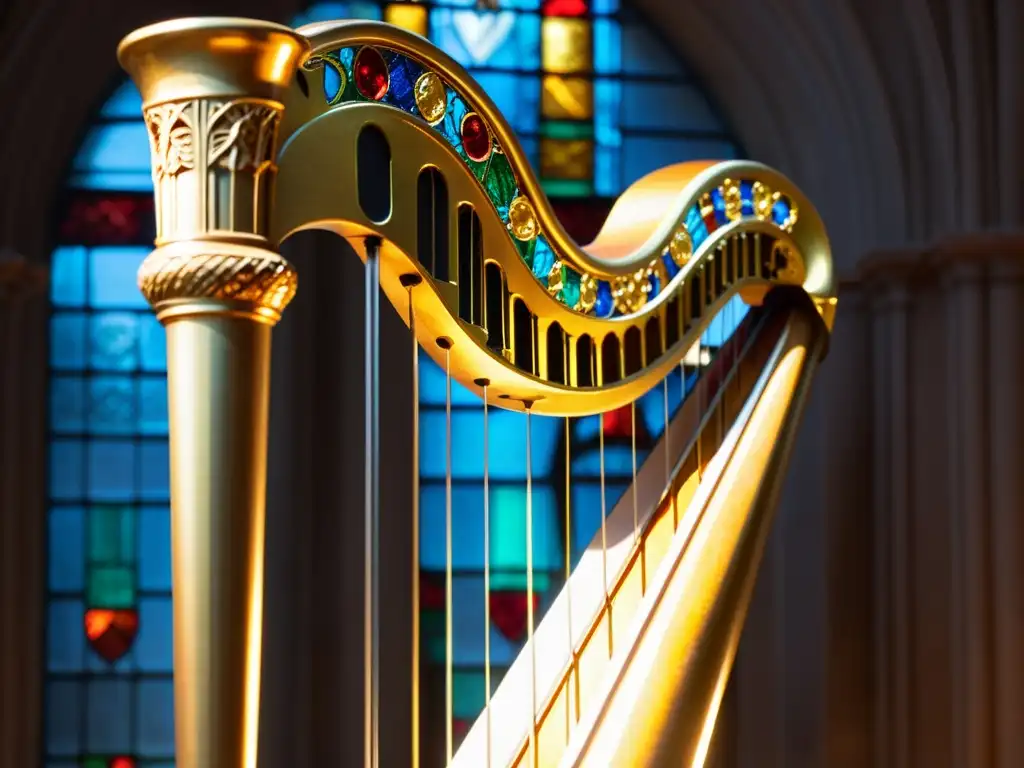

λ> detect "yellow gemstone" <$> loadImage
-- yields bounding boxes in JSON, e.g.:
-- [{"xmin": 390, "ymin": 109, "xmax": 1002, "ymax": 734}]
[
  {"xmin": 414, "ymin": 72, "xmax": 447, "ymax": 125},
  {"xmin": 722, "ymin": 179, "xmax": 742, "ymax": 221},
  {"xmin": 752, "ymin": 181, "xmax": 773, "ymax": 220},
  {"xmin": 668, "ymin": 229, "xmax": 692, "ymax": 267},
  {"xmin": 612, "ymin": 268, "xmax": 648, "ymax": 314},
  {"xmin": 547, "ymin": 260, "xmax": 564, "ymax": 294},
  {"xmin": 579, "ymin": 274, "xmax": 598, "ymax": 313},
  {"xmin": 508, "ymin": 196, "xmax": 539, "ymax": 241}
]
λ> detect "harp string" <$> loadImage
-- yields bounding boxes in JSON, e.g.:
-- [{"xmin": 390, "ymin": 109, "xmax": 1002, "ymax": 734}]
[
  {"xmin": 408, "ymin": 286, "xmax": 421, "ymax": 768},
  {"xmin": 364, "ymin": 238, "xmax": 381, "ymax": 768},
  {"xmin": 482, "ymin": 382, "xmax": 492, "ymax": 767},
  {"xmin": 444, "ymin": 346, "xmax": 454, "ymax": 768},
  {"xmin": 525, "ymin": 404, "xmax": 538, "ymax": 768}
]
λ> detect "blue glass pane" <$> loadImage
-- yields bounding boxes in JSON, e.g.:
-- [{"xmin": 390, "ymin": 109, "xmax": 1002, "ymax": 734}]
[
  {"xmin": 47, "ymin": 599, "xmax": 84, "ymax": 672},
  {"xmin": 46, "ymin": 681, "xmax": 81, "ymax": 755},
  {"xmin": 430, "ymin": 9, "xmax": 540, "ymax": 70},
  {"xmin": 51, "ymin": 246, "xmax": 87, "ymax": 307},
  {"xmin": 100, "ymin": 81, "xmax": 144, "ymax": 118},
  {"xmin": 622, "ymin": 137, "xmax": 738, "ymax": 189},
  {"xmin": 88, "ymin": 441, "xmax": 135, "ymax": 500},
  {"xmin": 621, "ymin": 23, "xmax": 686, "ymax": 76},
  {"xmin": 592, "ymin": 0, "xmax": 619, "ymax": 12},
  {"xmin": 141, "ymin": 442, "xmax": 171, "ymax": 500},
  {"xmin": 420, "ymin": 483, "xmax": 561, "ymax": 570},
  {"xmin": 419, "ymin": 351, "xmax": 481, "ymax": 406},
  {"xmin": 67, "ymin": 171, "xmax": 154, "ymax": 192},
  {"xmin": 49, "ymin": 440, "xmax": 85, "ymax": 500},
  {"xmin": 140, "ymin": 377, "xmax": 169, "ymax": 435},
  {"xmin": 595, "ymin": 146, "xmax": 620, "ymax": 196},
  {"xmin": 622, "ymin": 84, "xmax": 722, "ymax": 132},
  {"xmin": 50, "ymin": 375, "xmax": 85, "ymax": 433},
  {"xmin": 446, "ymin": 575, "xmax": 528, "ymax": 666},
  {"xmin": 574, "ymin": 414, "xmax": 601, "ymax": 442},
  {"xmin": 90, "ymin": 246, "xmax": 149, "ymax": 308},
  {"xmin": 90, "ymin": 313, "xmax": 139, "ymax": 371},
  {"xmin": 594, "ymin": 80, "xmax": 621, "ymax": 146},
  {"xmin": 136, "ymin": 598, "xmax": 174, "ymax": 671},
  {"xmin": 49, "ymin": 507, "xmax": 85, "ymax": 591},
  {"xmin": 73, "ymin": 123, "xmax": 153, "ymax": 191},
  {"xmin": 570, "ymin": 483, "xmax": 603, "ymax": 552},
  {"xmin": 86, "ymin": 678, "xmax": 132, "ymax": 752},
  {"xmin": 593, "ymin": 19, "xmax": 621, "ymax": 74},
  {"xmin": 419, "ymin": 409, "xmax": 560, "ymax": 479},
  {"xmin": 703, "ymin": 296, "xmax": 749, "ymax": 346},
  {"xmin": 572, "ymin": 443, "xmax": 634, "ymax": 476},
  {"xmin": 51, "ymin": 313, "xmax": 87, "ymax": 371},
  {"xmin": 473, "ymin": 72, "xmax": 540, "ymax": 134},
  {"xmin": 138, "ymin": 507, "xmax": 172, "ymax": 590},
  {"xmin": 89, "ymin": 376, "xmax": 136, "ymax": 435},
  {"xmin": 637, "ymin": 385, "xmax": 669, "ymax": 440},
  {"xmin": 137, "ymin": 679, "xmax": 176, "ymax": 755},
  {"xmin": 436, "ymin": 0, "xmax": 540, "ymax": 8},
  {"xmin": 139, "ymin": 313, "xmax": 167, "ymax": 372}
]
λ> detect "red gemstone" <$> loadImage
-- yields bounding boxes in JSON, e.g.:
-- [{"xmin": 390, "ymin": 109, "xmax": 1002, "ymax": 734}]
[
  {"xmin": 489, "ymin": 590, "xmax": 540, "ymax": 642},
  {"xmin": 461, "ymin": 113, "xmax": 492, "ymax": 162},
  {"xmin": 84, "ymin": 608, "xmax": 139, "ymax": 663},
  {"xmin": 354, "ymin": 47, "xmax": 389, "ymax": 100},
  {"xmin": 543, "ymin": 0, "xmax": 588, "ymax": 15}
]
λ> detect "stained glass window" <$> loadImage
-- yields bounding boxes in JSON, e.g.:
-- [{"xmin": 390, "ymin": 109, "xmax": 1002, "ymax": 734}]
[{"xmin": 44, "ymin": 2, "xmax": 739, "ymax": 764}]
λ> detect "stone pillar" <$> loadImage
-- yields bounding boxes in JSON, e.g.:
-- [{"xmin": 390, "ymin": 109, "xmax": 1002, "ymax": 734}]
[{"xmin": 0, "ymin": 250, "xmax": 49, "ymax": 768}]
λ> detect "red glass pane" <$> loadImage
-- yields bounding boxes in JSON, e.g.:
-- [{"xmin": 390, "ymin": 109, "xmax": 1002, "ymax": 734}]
[
  {"xmin": 542, "ymin": 0, "xmax": 588, "ymax": 16},
  {"xmin": 602, "ymin": 405, "xmax": 633, "ymax": 438},
  {"xmin": 420, "ymin": 572, "xmax": 446, "ymax": 610},
  {"xmin": 59, "ymin": 192, "xmax": 155, "ymax": 245},
  {"xmin": 489, "ymin": 590, "xmax": 540, "ymax": 641},
  {"xmin": 84, "ymin": 607, "xmax": 139, "ymax": 663},
  {"xmin": 110, "ymin": 757, "xmax": 136, "ymax": 768},
  {"xmin": 551, "ymin": 198, "xmax": 614, "ymax": 245}
]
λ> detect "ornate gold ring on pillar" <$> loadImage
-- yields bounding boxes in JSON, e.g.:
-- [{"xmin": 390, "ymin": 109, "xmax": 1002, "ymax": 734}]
[{"xmin": 118, "ymin": 19, "xmax": 309, "ymax": 768}]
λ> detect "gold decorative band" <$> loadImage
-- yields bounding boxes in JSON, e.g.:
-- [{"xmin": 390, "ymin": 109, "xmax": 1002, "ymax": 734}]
[{"xmin": 138, "ymin": 239, "xmax": 298, "ymax": 323}]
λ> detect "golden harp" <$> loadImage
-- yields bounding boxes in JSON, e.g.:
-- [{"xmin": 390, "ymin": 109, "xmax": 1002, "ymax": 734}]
[{"xmin": 117, "ymin": 16, "xmax": 836, "ymax": 768}]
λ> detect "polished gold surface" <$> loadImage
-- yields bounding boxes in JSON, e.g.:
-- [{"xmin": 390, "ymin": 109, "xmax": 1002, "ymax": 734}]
[
  {"xmin": 562, "ymin": 308, "xmax": 826, "ymax": 767},
  {"xmin": 118, "ymin": 17, "xmax": 309, "ymax": 768}
]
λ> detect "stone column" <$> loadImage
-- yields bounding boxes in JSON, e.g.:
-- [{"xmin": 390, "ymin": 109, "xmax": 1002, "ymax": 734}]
[
  {"xmin": 117, "ymin": 19, "xmax": 308, "ymax": 768},
  {"xmin": 0, "ymin": 250, "xmax": 49, "ymax": 768}
]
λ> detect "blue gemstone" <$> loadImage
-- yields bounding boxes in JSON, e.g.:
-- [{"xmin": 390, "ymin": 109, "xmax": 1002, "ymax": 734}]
[
  {"xmin": 710, "ymin": 188, "xmax": 729, "ymax": 225},
  {"xmin": 662, "ymin": 252, "xmax": 680, "ymax": 279},
  {"xmin": 595, "ymin": 280, "xmax": 614, "ymax": 317},
  {"xmin": 740, "ymin": 181, "xmax": 755, "ymax": 216},
  {"xmin": 531, "ymin": 237, "xmax": 555, "ymax": 281},
  {"xmin": 685, "ymin": 205, "xmax": 709, "ymax": 250},
  {"xmin": 383, "ymin": 52, "xmax": 423, "ymax": 114},
  {"xmin": 323, "ymin": 62, "xmax": 343, "ymax": 103},
  {"xmin": 339, "ymin": 47, "xmax": 355, "ymax": 71},
  {"xmin": 648, "ymin": 272, "xmax": 660, "ymax": 297},
  {"xmin": 772, "ymin": 197, "xmax": 791, "ymax": 226}
]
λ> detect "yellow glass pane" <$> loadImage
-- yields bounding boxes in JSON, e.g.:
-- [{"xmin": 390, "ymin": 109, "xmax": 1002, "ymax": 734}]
[
  {"xmin": 540, "ymin": 138, "xmax": 593, "ymax": 180},
  {"xmin": 542, "ymin": 75, "xmax": 593, "ymax": 120},
  {"xmin": 542, "ymin": 17, "xmax": 592, "ymax": 73},
  {"xmin": 384, "ymin": 4, "xmax": 428, "ymax": 37}
]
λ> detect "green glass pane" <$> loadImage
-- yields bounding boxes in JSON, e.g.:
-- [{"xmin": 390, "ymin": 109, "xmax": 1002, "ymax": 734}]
[
  {"xmin": 89, "ymin": 505, "xmax": 134, "ymax": 564},
  {"xmin": 541, "ymin": 120, "xmax": 595, "ymax": 140},
  {"xmin": 490, "ymin": 486, "xmax": 562, "ymax": 571},
  {"xmin": 490, "ymin": 571, "xmax": 552, "ymax": 593},
  {"xmin": 87, "ymin": 565, "xmax": 136, "ymax": 609},
  {"xmin": 82, "ymin": 758, "xmax": 106, "ymax": 768},
  {"xmin": 453, "ymin": 670, "xmax": 488, "ymax": 719},
  {"xmin": 422, "ymin": 609, "xmax": 446, "ymax": 663},
  {"xmin": 542, "ymin": 178, "xmax": 593, "ymax": 197}
]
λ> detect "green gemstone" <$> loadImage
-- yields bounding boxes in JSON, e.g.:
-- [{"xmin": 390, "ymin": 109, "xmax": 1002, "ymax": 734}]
[
  {"xmin": 87, "ymin": 565, "xmax": 136, "ymax": 609},
  {"xmin": 515, "ymin": 236, "xmax": 536, "ymax": 266},
  {"xmin": 483, "ymin": 152, "xmax": 518, "ymax": 218},
  {"xmin": 89, "ymin": 505, "xmax": 133, "ymax": 564},
  {"xmin": 558, "ymin": 266, "xmax": 582, "ymax": 309}
]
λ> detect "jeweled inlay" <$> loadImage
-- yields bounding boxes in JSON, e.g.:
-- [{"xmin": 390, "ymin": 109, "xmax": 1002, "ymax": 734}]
[{"xmin": 311, "ymin": 44, "xmax": 802, "ymax": 317}]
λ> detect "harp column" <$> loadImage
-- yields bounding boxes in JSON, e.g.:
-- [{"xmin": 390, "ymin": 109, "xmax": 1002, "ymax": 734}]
[{"xmin": 117, "ymin": 19, "xmax": 309, "ymax": 768}]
